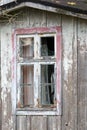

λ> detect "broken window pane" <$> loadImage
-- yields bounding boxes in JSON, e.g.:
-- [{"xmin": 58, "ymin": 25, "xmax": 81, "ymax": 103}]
[
  {"xmin": 21, "ymin": 65, "xmax": 34, "ymax": 107},
  {"xmin": 20, "ymin": 37, "xmax": 34, "ymax": 59},
  {"xmin": 40, "ymin": 64, "xmax": 55, "ymax": 105},
  {"xmin": 41, "ymin": 36, "xmax": 54, "ymax": 56}
]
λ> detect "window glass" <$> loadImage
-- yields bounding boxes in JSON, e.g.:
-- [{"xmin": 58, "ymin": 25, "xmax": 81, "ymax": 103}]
[
  {"xmin": 40, "ymin": 64, "xmax": 55, "ymax": 105},
  {"xmin": 21, "ymin": 65, "xmax": 34, "ymax": 107},
  {"xmin": 19, "ymin": 37, "xmax": 34, "ymax": 59}
]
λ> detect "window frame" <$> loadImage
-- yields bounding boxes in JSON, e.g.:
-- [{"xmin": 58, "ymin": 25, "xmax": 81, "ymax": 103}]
[{"xmin": 12, "ymin": 27, "xmax": 61, "ymax": 115}]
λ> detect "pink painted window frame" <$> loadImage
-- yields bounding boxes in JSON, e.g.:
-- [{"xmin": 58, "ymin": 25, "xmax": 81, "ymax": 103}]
[{"xmin": 12, "ymin": 26, "xmax": 61, "ymax": 115}]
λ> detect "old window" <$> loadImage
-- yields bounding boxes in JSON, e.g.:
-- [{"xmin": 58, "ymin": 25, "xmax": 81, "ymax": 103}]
[{"xmin": 14, "ymin": 27, "xmax": 61, "ymax": 115}]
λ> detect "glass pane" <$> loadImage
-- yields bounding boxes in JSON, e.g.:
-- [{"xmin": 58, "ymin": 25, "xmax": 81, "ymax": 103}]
[
  {"xmin": 21, "ymin": 65, "xmax": 34, "ymax": 107},
  {"xmin": 20, "ymin": 37, "xmax": 34, "ymax": 59},
  {"xmin": 40, "ymin": 64, "xmax": 55, "ymax": 105},
  {"xmin": 41, "ymin": 36, "xmax": 54, "ymax": 56}
]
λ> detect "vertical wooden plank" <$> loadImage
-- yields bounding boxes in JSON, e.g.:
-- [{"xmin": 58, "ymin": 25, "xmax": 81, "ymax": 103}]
[
  {"xmin": 47, "ymin": 12, "xmax": 61, "ymax": 27},
  {"xmin": 26, "ymin": 116, "xmax": 31, "ymax": 130},
  {"xmin": 0, "ymin": 24, "xmax": 1, "ymax": 130},
  {"xmin": 77, "ymin": 19, "xmax": 87, "ymax": 130},
  {"xmin": 31, "ymin": 116, "xmax": 47, "ymax": 130},
  {"xmin": 62, "ymin": 15, "xmax": 77, "ymax": 130},
  {"xmin": 14, "ymin": 8, "xmax": 25, "ymax": 28},
  {"xmin": 72, "ymin": 18, "xmax": 78, "ymax": 130},
  {"xmin": 1, "ymin": 25, "xmax": 15, "ymax": 130},
  {"xmin": 29, "ymin": 8, "xmax": 46, "ymax": 27},
  {"xmin": 22, "ymin": 7, "xmax": 30, "ymax": 27},
  {"xmin": 17, "ymin": 116, "xmax": 27, "ymax": 130},
  {"xmin": 48, "ymin": 116, "xmax": 61, "ymax": 130},
  {"xmin": 16, "ymin": 112, "xmax": 31, "ymax": 130},
  {"xmin": 14, "ymin": 8, "xmax": 30, "ymax": 28}
]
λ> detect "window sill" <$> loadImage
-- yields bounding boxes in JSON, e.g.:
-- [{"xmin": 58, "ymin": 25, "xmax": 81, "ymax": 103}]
[
  {"xmin": 16, "ymin": 109, "xmax": 60, "ymax": 116},
  {"xmin": 16, "ymin": 106, "xmax": 61, "ymax": 115}
]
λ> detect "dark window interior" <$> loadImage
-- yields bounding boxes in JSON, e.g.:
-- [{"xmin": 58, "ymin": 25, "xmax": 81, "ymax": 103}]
[
  {"xmin": 41, "ymin": 36, "xmax": 54, "ymax": 56},
  {"xmin": 41, "ymin": 64, "xmax": 55, "ymax": 105}
]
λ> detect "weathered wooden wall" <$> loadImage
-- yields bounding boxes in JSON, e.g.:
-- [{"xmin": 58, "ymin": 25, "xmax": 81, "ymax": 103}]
[
  {"xmin": 0, "ymin": 7, "xmax": 87, "ymax": 130},
  {"xmin": 77, "ymin": 19, "xmax": 87, "ymax": 130},
  {"xmin": 62, "ymin": 16, "xmax": 78, "ymax": 130},
  {"xmin": 0, "ymin": 25, "xmax": 1, "ymax": 130}
]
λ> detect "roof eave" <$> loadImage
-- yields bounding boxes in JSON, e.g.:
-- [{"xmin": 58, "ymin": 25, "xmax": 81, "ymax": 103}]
[{"xmin": 0, "ymin": 1, "xmax": 87, "ymax": 20}]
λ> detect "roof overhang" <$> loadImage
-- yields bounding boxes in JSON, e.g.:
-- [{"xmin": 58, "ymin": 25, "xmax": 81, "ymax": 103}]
[
  {"xmin": 0, "ymin": 0, "xmax": 15, "ymax": 6},
  {"xmin": 0, "ymin": 1, "xmax": 87, "ymax": 20}
]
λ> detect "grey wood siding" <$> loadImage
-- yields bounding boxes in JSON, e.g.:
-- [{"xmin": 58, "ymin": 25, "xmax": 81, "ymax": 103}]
[
  {"xmin": 16, "ymin": 116, "xmax": 61, "ymax": 130},
  {"xmin": 77, "ymin": 19, "xmax": 87, "ymax": 130},
  {"xmin": 1, "ymin": 7, "xmax": 87, "ymax": 130},
  {"xmin": 0, "ymin": 26, "xmax": 1, "ymax": 130},
  {"xmin": 62, "ymin": 16, "xmax": 78, "ymax": 130}
]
